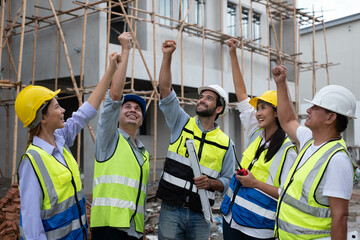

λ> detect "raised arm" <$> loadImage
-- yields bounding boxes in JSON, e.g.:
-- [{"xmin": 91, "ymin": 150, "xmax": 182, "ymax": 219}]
[
  {"xmin": 159, "ymin": 40, "xmax": 176, "ymax": 99},
  {"xmin": 226, "ymin": 38, "xmax": 248, "ymax": 102},
  {"xmin": 87, "ymin": 51, "xmax": 120, "ymax": 110},
  {"xmin": 272, "ymin": 65, "xmax": 300, "ymax": 144},
  {"xmin": 109, "ymin": 32, "xmax": 132, "ymax": 101}
]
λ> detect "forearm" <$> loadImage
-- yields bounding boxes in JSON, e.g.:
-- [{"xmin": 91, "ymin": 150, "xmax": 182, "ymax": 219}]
[
  {"xmin": 275, "ymin": 81, "xmax": 296, "ymax": 124},
  {"xmin": 230, "ymin": 52, "xmax": 248, "ymax": 102},
  {"xmin": 159, "ymin": 54, "xmax": 172, "ymax": 99},
  {"xmin": 88, "ymin": 65, "xmax": 116, "ymax": 110},
  {"xmin": 254, "ymin": 180, "xmax": 279, "ymax": 199},
  {"xmin": 331, "ymin": 215, "xmax": 348, "ymax": 239},
  {"xmin": 209, "ymin": 179, "xmax": 224, "ymax": 192},
  {"xmin": 109, "ymin": 49, "xmax": 130, "ymax": 100}
]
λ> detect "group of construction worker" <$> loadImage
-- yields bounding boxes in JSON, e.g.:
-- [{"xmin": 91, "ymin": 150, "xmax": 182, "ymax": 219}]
[{"xmin": 14, "ymin": 31, "xmax": 357, "ymax": 240}]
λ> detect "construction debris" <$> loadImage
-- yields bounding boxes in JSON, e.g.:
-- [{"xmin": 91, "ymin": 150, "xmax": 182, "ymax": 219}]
[{"xmin": 0, "ymin": 182, "xmax": 20, "ymax": 240}]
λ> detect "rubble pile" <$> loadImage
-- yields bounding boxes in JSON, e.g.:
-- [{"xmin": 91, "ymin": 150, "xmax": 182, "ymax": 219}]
[{"xmin": 0, "ymin": 183, "xmax": 20, "ymax": 240}]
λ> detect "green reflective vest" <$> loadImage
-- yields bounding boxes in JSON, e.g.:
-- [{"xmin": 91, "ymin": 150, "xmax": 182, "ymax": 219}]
[
  {"xmin": 275, "ymin": 138, "xmax": 354, "ymax": 239},
  {"xmin": 91, "ymin": 133, "xmax": 149, "ymax": 233}
]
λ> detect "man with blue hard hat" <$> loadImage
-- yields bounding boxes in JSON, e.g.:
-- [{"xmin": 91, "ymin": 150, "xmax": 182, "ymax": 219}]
[{"xmin": 90, "ymin": 32, "xmax": 150, "ymax": 240}]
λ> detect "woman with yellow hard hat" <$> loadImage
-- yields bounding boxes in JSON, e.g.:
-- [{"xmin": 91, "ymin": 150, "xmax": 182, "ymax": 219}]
[
  {"xmin": 15, "ymin": 52, "xmax": 121, "ymax": 240},
  {"xmin": 220, "ymin": 38, "xmax": 297, "ymax": 240}
]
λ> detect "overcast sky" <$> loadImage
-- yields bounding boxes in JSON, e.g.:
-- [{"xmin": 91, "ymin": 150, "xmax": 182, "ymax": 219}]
[{"xmin": 297, "ymin": 0, "xmax": 360, "ymax": 22}]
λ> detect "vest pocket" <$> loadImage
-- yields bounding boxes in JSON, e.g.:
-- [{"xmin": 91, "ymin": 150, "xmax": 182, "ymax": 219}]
[{"xmin": 57, "ymin": 171, "xmax": 72, "ymax": 186}]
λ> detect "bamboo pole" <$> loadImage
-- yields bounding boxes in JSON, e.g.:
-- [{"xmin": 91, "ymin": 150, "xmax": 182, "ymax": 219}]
[
  {"xmin": 47, "ymin": 0, "xmax": 95, "ymax": 141},
  {"xmin": 0, "ymin": 0, "xmax": 6, "ymax": 70},
  {"xmin": 55, "ymin": 0, "xmax": 61, "ymax": 90},
  {"xmin": 175, "ymin": 0, "xmax": 195, "ymax": 43},
  {"xmin": 6, "ymin": 104, "xmax": 9, "ymax": 177},
  {"xmin": 250, "ymin": 1, "xmax": 254, "ymax": 91},
  {"xmin": 2, "ymin": 1, "xmax": 23, "ymax": 50},
  {"xmin": 312, "ymin": 8, "xmax": 316, "ymax": 96},
  {"xmin": 117, "ymin": 0, "xmax": 158, "ymax": 97},
  {"xmin": 293, "ymin": 0, "xmax": 299, "ymax": 115},
  {"xmin": 266, "ymin": 1, "xmax": 271, "ymax": 92},
  {"xmin": 180, "ymin": 0, "xmax": 184, "ymax": 104},
  {"xmin": 151, "ymin": 0, "xmax": 157, "ymax": 184},
  {"xmin": 201, "ymin": 0, "xmax": 205, "ymax": 86},
  {"xmin": 12, "ymin": 0, "xmax": 27, "ymax": 183},
  {"xmin": 105, "ymin": 0, "xmax": 111, "ymax": 70},
  {"xmin": 130, "ymin": 0, "xmax": 139, "ymax": 90},
  {"xmin": 266, "ymin": 0, "xmax": 282, "ymax": 65},
  {"xmin": 6, "ymin": 41, "xmax": 18, "ymax": 77},
  {"xmin": 77, "ymin": 0, "xmax": 88, "ymax": 166},
  {"xmin": 31, "ymin": 0, "xmax": 39, "ymax": 85},
  {"xmin": 7, "ymin": 0, "xmax": 11, "ymax": 80},
  {"xmin": 321, "ymin": 20, "xmax": 330, "ymax": 85}
]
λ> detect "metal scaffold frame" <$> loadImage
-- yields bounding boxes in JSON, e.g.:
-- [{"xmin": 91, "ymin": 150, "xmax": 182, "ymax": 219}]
[{"xmin": 0, "ymin": 0, "xmax": 333, "ymax": 183}]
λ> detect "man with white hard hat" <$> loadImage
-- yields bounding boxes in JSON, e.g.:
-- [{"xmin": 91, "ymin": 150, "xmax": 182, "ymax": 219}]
[
  {"xmin": 272, "ymin": 65, "xmax": 357, "ymax": 240},
  {"xmin": 156, "ymin": 40, "xmax": 235, "ymax": 240}
]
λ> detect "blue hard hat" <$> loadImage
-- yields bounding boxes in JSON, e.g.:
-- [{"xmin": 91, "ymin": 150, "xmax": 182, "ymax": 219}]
[{"xmin": 123, "ymin": 94, "xmax": 146, "ymax": 119}]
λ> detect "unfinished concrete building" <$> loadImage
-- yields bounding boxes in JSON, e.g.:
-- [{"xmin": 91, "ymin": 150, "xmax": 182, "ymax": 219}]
[{"xmin": 0, "ymin": 0, "xmax": 356, "ymax": 195}]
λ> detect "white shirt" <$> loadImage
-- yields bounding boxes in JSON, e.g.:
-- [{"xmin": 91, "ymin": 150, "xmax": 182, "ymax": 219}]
[
  {"xmin": 223, "ymin": 98, "xmax": 297, "ymax": 239},
  {"xmin": 296, "ymin": 126, "xmax": 354, "ymax": 202}
]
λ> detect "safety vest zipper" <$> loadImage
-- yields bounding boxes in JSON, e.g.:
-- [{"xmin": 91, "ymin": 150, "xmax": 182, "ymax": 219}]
[{"xmin": 130, "ymin": 156, "xmax": 145, "ymax": 231}]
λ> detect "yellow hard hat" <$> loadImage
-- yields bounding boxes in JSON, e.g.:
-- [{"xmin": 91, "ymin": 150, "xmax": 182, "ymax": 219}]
[
  {"xmin": 15, "ymin": 85, "xmax": 61, "ymax": 128},
  {"xmin": 249, "ymin": 90, "xmax": 277, "ymax": 108}
]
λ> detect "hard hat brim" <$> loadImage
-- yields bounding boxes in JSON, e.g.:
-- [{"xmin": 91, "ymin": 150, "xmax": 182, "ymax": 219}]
[{"xmin": 304, "ymin": 99, "xmax": 357, "ymax": 119}]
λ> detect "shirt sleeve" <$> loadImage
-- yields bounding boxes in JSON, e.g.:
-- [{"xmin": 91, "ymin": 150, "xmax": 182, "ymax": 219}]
[
  {"xmin": 236, "ymin": 98, "xmax": 259, "ymax": 139},
  {"xmin": 55, "ymin": 101, "xmax": 97, "ymax": 147},
  {"xmin": 19, "ymin": 156, "xmax": 47, "ymax": 240},
  {"xmin": 95, "ymin": 91, "xmax": 123, "ymax": 161},
  {"xmin": 322, "ymin": 151, "xmax": 354, "ymax": 200},
  {"xmin": 217, "ymin": 139, "xmax": 236, "ymax": 194},
  {"xmin": 159, "ymin": 89, "xmax": 190, "ymax": 142},
  {"xmin": 279, "ymin": 147, "xmax": 297, "ymax": 187},
  {"xmin": 296, "ymin": 126, "xmax": 313, "ymax": 150}
]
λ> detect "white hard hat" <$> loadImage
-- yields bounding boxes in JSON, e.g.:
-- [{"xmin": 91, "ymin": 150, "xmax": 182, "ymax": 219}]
[
  {"xmin": 304, "ymin": 85, "xmax": 357, "ymax": 119},
  {"xmin": 198, "ymin": 84, "xmax": 228, "ymax": 116}
]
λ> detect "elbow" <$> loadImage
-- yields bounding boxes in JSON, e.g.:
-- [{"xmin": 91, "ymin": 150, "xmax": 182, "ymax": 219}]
[{"xmin": 109, "ymin": 91, "xmax": 122, "ymax": 101}]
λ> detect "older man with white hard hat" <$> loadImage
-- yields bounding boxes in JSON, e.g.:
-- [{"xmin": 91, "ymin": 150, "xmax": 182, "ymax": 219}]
[{"xmin": 272, "ymin": 65, "xmax": 357, "ymax": 240}]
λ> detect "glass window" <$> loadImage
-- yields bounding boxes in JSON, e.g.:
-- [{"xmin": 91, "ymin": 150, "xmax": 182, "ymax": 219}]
[
  {"xmin": 180, "ymin": 0, "xmax": 189, "ymax": 23},
  {"xmin": 159, "ymin": 0, "xmax": 172, "ymax": 25},
  {"xmin": 227, "ymin": 3, "xmax": 236, "ymax": 36},
  {"xmin": 195, "ymin": 0, "xmax": 205, "ymax": 26},
  {"xmin": 242, "ymin": 8, "xmax": 249, "ymax": 39},
  {"xmin": 253, "ymin": 12, "xmax": 260, "ymax": 41}
]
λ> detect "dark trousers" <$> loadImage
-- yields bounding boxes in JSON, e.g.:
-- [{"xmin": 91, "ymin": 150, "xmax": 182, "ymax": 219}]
[
  {"xmin": 222, "ymin": 217, "xmax": 275, "ymax": 240},
  {"xmin": 91, "ymin": 227, "xmax": 141, "ymax": 240}
]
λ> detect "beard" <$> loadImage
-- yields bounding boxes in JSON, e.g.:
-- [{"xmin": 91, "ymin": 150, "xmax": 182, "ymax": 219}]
[{"xmin": 196, "ymin": 104, "xmax": 217, "ymax": 117}]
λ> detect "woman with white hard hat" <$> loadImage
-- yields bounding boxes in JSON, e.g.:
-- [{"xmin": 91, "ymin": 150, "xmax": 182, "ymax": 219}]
[
  {"xmin": 15, "ymin": 52, "xmax": 121, "ymax": 240},
  {"xmin": 220, "ymin": 38, "xmax": 297, "ymax": 240},
  {"xmin": 273, "ymin": 65, "xmax": 357, "ymax": 239}
]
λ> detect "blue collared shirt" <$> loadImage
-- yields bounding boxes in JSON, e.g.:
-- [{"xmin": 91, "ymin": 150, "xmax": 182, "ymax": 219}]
[
  {"xmin": 19, "ymin": 101, "xmax": 97, "ymax": 240},
  {"xmin": 159, "ymin": 89, "xmax": 235, "ymax": 193}
]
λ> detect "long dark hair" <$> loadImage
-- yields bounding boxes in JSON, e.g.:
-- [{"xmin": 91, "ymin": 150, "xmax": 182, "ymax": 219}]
[
  {"xmin": 25, "ymin": 101, "xmax": 51, "ymax": 150},
  {"xmin": 254, "ymin": 110, "xmax": 286, "ymax": 163}
]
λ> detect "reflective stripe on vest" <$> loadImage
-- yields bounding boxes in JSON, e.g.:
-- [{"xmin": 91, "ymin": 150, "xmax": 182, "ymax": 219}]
[
  {"xmin": 225, "ymin": 187, "xmax": 276, "ymax": 220},
  {"xmin": 220, "ymin": 134, "xmax": 295, "ymax": 229},
  {"xmin": 276, "ymin": 139, "xmax": 352, "ymax": 239},
  {"xmin": 91, "ymin": 133, "xmax": 149, "ymax": 233},
  {"xmin": 157, "ymin": 117, "xmax": 229, "ymax": 212},
  {"xmin": 20, "ymin": 146, "xmax": 87, "ymax": 239}
]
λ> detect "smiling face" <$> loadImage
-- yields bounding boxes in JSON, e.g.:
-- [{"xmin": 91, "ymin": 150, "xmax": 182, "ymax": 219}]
[
  {"xmin": 119, "ymin": 101, "xmax": 143, "ymax": 128},
  {"xmin": 256, "ymin": 101, "xmax": 278, "ymax": 129},
  {"xmin": 196, "ymin": 90, "xmax": 222, "ymax": 118},
  {"xmin": 41, "ymin": 98, "xmax": 65, "ymax": 131}
]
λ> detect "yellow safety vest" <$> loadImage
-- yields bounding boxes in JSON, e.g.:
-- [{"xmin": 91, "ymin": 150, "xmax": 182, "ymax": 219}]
[
  {"xmin": 157, "ymin": 116, "xmax": 229, "ymax": 212},
  {"xmin": 19, "ymin": 144, "xmax": 87, "ymax": 239},
  {"xmin": 91, "ymin": 133, "xmax": 149, "ymax": 233},
  {"xmin": 275, "ymin": 138, "xmax": 354, "ymax": 239}
]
